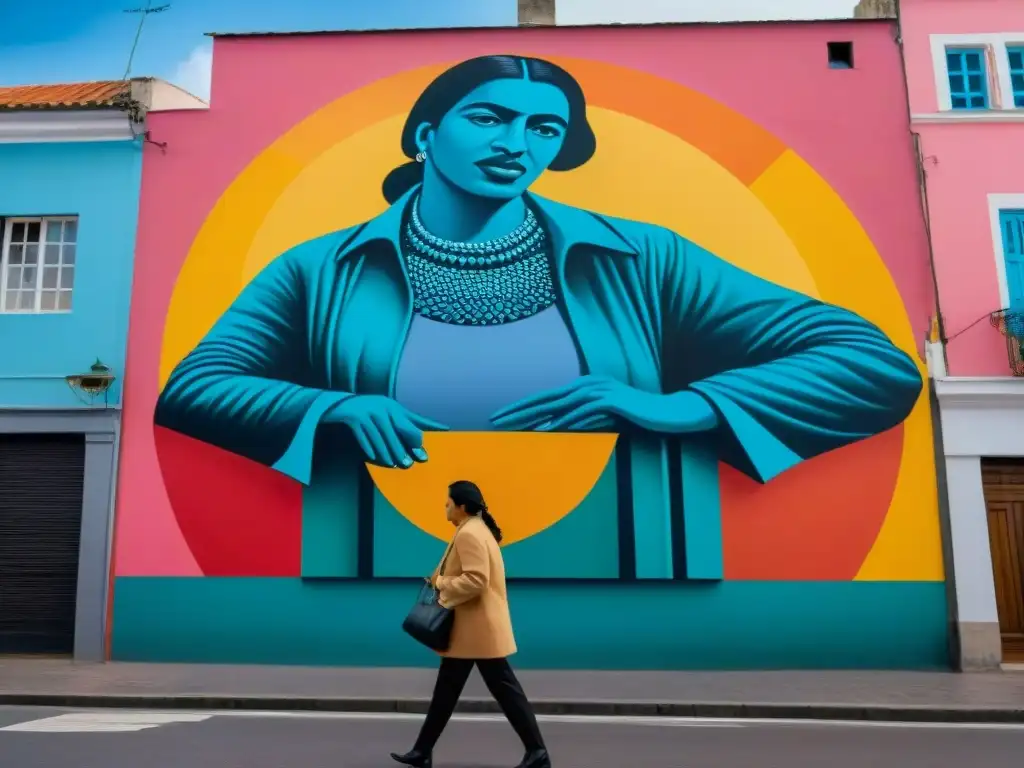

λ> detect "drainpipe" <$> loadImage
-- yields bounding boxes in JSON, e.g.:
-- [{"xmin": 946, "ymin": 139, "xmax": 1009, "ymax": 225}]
[{"xmin": 891, "ymin": 3, "xmax": 950, "ymax": 375}]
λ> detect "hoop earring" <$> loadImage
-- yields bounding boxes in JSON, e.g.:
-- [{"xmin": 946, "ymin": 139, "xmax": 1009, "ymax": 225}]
[{"xmin": 415, "ymin": 151, "xmax": 427, "ymax": 163}]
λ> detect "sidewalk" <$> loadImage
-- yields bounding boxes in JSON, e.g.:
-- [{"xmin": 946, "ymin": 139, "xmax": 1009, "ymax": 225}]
[{"xmin": 2, "ymin": 659, "xmax": 1023, "ymax": 722}]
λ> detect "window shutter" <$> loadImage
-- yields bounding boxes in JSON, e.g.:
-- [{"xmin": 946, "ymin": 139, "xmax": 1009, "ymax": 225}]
[
  {"xmin": 1001, "ymin": 210, "xmax": 1024, "ymax": 310},
  {"xmin": 0, "ymin": 434, "xmax": 85, "ymax": 654},
  {"xmin": 1009, "ymin": 47, "xmax": 1024, "ymax": 108}
]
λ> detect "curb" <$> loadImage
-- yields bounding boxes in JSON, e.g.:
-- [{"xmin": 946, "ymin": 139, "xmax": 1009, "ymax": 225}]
[{"xmin": 1, "ymin": 694, "xmax": 1023, "ymax": 723}]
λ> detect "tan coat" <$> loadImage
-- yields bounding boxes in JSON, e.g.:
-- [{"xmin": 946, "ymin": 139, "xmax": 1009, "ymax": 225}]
[{"xmin": 432, "ymin": 516, "xmax": 517, "ymax": 659}]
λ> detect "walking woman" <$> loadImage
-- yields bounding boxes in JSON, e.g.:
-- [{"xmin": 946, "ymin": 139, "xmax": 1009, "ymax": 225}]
[{"xmin": 392, "ymin": 481, "xmax": 550, "ymax": 768}]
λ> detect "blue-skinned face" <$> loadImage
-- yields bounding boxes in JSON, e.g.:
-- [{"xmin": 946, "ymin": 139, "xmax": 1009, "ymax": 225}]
[{"xmin": 417, "ymin": 77, "xmax": 571, "ymax": 199}]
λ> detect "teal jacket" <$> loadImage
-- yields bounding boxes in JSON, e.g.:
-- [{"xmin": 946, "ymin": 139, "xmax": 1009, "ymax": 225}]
[{"xmin": 155, "ymin": 187, "xmax": 922, "ymax": 579}]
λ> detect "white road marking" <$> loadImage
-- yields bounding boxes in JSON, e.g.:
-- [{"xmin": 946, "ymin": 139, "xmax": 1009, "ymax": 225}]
[{"xmin": 0, "ymin": 712, "xmax": 212, "ymax": 733}]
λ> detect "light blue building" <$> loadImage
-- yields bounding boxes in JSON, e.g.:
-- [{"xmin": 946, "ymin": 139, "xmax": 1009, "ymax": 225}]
[{"xmin": 0, "ymin": 78, "xmax": 205, "ymax": 660}]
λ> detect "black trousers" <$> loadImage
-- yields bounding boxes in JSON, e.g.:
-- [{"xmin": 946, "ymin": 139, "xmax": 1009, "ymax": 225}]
[{"xmin": 414, "ymin": 657, "xmax": 545, "ymax": 753}]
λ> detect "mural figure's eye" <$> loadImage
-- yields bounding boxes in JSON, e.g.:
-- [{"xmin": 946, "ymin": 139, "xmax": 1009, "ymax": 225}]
[
  {"xmin": 531, "ymin": 124, "xmax": 563, "ymax": 139},
  {"xmin": 467, "ymin": 113, "xmax": 502, "ymax": 127}
]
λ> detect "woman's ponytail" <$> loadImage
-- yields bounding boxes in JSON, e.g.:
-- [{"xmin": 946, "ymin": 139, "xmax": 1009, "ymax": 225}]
[
  {"xmin": 478, "ymin": 505, "xmax": 503, "ymax": 544},
  {"xmin": 448, "ymin": 480, "xmax": 502, "ymax": 544}
]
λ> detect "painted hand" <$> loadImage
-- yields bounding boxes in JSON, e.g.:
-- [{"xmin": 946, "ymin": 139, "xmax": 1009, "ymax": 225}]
[
  {"xmin": 322, "ymin": 396, "xmax": 448, "ymax": 468},
  {"xmin": 490, "ymin": 375, "xmax": 719, "ymax": 434}
]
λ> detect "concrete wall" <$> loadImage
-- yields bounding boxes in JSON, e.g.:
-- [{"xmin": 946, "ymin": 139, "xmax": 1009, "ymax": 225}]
[
  {"xmin": 854, "ymin": 0, "xmax": 896, "ymax": 19},
  {"xmin": 0, "ymin": 140, "xmax": 143, "ymax": 406},
  {"xmin": 111, "ymin": 22, "xmax": 947, "ymax": 669},
  {"xmin": 519, "ymin": 0, "xmax": 555, "ymax": 25}
]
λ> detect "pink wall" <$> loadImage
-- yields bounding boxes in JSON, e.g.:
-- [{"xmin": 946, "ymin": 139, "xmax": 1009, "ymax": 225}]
[
  {"xmin": 901, "ymin": 0, "xmax": 1024, "ymax": 374},
  {"xmin": 919, "ymin": 124, "xmax": 1024, "ymax": 375},
  {"xmin": 116, "ymin": 22, "xmax": 934, "ymax": 577}
]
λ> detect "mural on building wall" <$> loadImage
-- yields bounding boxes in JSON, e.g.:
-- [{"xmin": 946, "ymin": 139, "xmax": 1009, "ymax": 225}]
[
  {"xmin": 151, "ymin": 54, "xmax": 922, "ymax": 583},
  {"xmin": 117, "ymin": 33, "xmax": 945, "ymax": 596}
]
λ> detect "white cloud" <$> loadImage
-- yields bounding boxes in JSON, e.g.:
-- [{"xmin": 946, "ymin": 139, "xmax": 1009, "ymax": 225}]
[
  {"xmin": 558, "ymin": 0, "xmax": 859, "ymax": 24},
  {"xmin": 170, "ymin": 43, "xmax": 213, "ymax": 102}
]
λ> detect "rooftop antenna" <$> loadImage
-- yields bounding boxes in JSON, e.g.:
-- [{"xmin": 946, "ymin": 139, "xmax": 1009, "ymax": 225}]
[{"xmin": 122, "ymin": 2, "xmax": 171, "ymax": 80}]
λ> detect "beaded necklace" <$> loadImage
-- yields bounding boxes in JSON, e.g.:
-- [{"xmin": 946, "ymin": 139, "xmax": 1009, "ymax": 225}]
[{"xmin": 403, "ymin": 198, "xmax": 558, "ymax": 326}]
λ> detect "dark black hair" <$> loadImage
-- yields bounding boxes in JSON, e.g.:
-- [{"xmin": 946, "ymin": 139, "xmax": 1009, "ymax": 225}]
[
  {"xmin": 448, "ymin": 479, "xmax": 503, "ymax": 543},
  {"xmin": 382, "ymin": 55, "xmax": 596, "ymax": 204}
]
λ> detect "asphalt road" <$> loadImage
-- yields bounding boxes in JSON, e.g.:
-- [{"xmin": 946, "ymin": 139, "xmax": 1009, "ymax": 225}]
[{"xmin": 3, "ymin": 707, "xmax": 1024, "ymax": 767}]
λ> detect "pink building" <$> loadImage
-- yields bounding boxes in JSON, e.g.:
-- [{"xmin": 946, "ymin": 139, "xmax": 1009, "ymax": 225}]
[
  {"xmin": 110, "ymin": 19, "xmax": 948, "ymax": 670},
  {"xmin": 901, "ymin": 0, "xmax": 1024, "ymax": 667}
]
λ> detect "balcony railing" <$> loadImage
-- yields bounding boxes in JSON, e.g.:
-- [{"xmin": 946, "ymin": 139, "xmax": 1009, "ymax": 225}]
[{"xmin": 990, "ymin": 309, "xmax": 1024, "ymax": 376}]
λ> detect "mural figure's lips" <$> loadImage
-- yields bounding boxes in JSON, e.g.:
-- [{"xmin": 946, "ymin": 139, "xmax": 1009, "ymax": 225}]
[{"xmin": 475, "ymin": 158, "xmax": 526, "ymax": 182}]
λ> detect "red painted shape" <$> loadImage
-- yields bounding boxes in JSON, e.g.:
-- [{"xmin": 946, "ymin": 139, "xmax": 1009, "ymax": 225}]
[
  {"xmin": 720, "ymin": 425, "xmax": 904, "ymax": 580},
  {"xmin": 153, "ymin": 426, "xmax": 302, "ymax": 576}
]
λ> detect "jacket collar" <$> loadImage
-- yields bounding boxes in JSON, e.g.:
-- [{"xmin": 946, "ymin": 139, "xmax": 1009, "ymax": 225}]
[{"xmin": 334, "ymin": 185, "xmax": 637, "ymax": 262}]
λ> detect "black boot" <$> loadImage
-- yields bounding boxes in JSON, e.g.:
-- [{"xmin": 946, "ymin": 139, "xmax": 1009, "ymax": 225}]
[
  {"xmin": 390, "ymin": 749, "xmax": 432, "ymax": 768},
  {"xmin": 516, "ymin": 748, "xmax": 551, "ymax": 768}
]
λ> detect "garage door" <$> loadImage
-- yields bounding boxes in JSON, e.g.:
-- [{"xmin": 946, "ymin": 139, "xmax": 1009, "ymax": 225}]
[{"xmin": 0, "ymin": 433, "xmax": 85, "ymax": 654}]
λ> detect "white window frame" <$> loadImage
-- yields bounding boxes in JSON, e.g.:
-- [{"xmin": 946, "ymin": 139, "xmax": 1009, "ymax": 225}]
[
  {"xmin": 926, "ymin": 33, "xmax": 1024, "ymax": 118},
  {"xmin": 0, "ymin": 216, "xmax": 78, "ymax": 314},
  {"xmin": 988, "ymin": 194, "xmax": 1024, "ymax": 310}
]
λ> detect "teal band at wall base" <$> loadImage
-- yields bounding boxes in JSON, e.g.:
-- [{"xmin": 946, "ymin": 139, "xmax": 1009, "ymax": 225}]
[{"xmin": 111, "ymin": 577, "xmax": 949, "ymax": 670}]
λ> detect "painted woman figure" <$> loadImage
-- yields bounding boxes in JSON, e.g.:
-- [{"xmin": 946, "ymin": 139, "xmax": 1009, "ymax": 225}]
[{"xmin": 155, "ymin": 55, "xmax": 922, "ymax": 578}]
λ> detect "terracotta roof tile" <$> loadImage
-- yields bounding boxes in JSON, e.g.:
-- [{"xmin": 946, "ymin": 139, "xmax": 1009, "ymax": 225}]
[{"xmin": 0, "ymin": 81, "xmax": 131, "ymax": 110}]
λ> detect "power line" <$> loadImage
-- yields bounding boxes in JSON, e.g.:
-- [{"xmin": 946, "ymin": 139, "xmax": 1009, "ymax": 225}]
[{"xmin": 122, "ymin": 2, "xmax": 171, "ymax": 80}]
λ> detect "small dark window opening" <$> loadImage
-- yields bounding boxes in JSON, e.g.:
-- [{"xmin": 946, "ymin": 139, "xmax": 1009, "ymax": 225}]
[{"xmin": 828, "ymin": 41, "xmax": 855, "ymax": 69}]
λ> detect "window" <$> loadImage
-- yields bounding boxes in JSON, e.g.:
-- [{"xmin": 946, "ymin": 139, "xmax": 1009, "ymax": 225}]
[
  {"xmin": 1001, "ymin": 210, "xmax": 1024, "ymax": 309},
  {"xmin": 1009, "ymin": 47, "xmax": 1024, "ymax": 108},
  {"xmin": 0, "ymin": 217, "xmax": 77, "ymax": 313},
  {"xmin": 827, "ymin": 41, "xmax": 854, "ymax": 69},
  {"xmin": 931, "ymin": 35, "xmax": 1024, "ymax": 114},
  {"xmin": 946, "ymin": 48, "xmax": 990, "ymax": 109}
]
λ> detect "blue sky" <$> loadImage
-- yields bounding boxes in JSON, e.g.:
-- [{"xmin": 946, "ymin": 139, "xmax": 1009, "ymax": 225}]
[{"xmin": 0, "ymin": 0, "xmax": 517, "ymax": 99}]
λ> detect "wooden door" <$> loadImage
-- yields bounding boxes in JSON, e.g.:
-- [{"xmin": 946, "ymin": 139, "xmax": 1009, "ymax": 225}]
[{"xmin": 982, "ymin": 459, "xmax": 1024, "ymax": 663}]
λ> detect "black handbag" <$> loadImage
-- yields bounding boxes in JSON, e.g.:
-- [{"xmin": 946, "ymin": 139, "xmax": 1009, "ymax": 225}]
[{"xmin": 402, "ymin": 543, "xmax": 455, "ymax": 651}]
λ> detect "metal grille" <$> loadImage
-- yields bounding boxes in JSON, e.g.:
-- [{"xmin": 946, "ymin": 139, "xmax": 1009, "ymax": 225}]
[
  {"xmin": 990, "ymin": 310, "xmax": 1024, "ymax": 376},
  {"xmin": 0, "ymin": 433, "xmax": 85, "ymax": 654}
]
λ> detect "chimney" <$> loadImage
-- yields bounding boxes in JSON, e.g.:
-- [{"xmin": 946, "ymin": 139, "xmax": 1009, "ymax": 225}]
[
  {"xmin": 853, "ymin": 0, "xmax": 897, "ymax": 18},
  {"xmin": 519, "ymin": 0, "xmax": 555, "ymax": 26}
]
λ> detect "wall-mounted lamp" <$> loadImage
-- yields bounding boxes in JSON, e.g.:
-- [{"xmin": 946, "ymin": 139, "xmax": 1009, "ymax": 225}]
[{"xmin": 65, "ymin": 359, "xmax": 116, "ymax": 404}]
